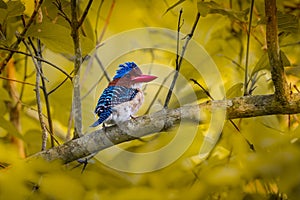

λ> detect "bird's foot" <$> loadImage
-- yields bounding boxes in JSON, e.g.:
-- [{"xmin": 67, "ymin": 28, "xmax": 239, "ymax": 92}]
[{"xmin": 130, "ymin": 115, "xmax": 138, "ymax": 121}]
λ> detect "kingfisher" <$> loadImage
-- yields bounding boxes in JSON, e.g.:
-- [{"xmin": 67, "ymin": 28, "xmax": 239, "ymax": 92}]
[{"xmin": 91, "ymin": 62, "xmax": 157, "ymax": 127}]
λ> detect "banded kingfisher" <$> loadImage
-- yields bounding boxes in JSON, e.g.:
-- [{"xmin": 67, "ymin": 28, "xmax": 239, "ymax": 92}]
[{"xmin": 91, "ymin": 62, "xmax": 157, "ymax": 127}]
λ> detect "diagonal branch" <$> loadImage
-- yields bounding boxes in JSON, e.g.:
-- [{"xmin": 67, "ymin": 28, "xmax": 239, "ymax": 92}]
[
  {"xmin": 164, "ymin": 11, "xmax": 200, "ymax": 108},
  {"xmin": 0, "ymin": 0, "xmax": 44, "ymax": 74},
  {"xmin": 78, "ymin": 0, "xmax": 94, "ymax": 28},
  {"xmin": 0, "ymin": 47, "xmax": 72, "ymax": 80},
  {"xmin": 23, "ymin": 40, "xmax": 48, "ymax": 151},
  {"xmin": 265, "ymin": 0, "xmax": 290, "ymax": 102},
  {"xmin": 30, "ymin": 93, "xmax": 300, "ymax": 163}
]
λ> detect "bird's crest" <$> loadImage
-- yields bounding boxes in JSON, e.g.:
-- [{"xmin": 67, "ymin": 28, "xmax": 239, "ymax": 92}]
[{"xmin": 113, "ymin": 62, "xmax": 138, "ymax": 80}]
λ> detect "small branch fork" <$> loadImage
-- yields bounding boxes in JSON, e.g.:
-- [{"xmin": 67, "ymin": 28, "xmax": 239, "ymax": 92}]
[
  {"xmin": 164, "ymin": 11, "xmax": 200, "ymax": 108},
  {"xmin": 69, "ymin": 0, "xmax": 94, "ymax": 138},
  {"xmin": 0, "ymin": 0, "xmax": 44, "ymax": 74},
  {"xmin": 265, "ymin": 0, "xmax": 290, "ymax": 102}
]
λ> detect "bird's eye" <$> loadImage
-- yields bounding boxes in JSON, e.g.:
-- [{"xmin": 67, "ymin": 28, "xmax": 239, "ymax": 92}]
[{"xmin": 125, "ymin": 74, "xmax": 130, "ymax": 79}]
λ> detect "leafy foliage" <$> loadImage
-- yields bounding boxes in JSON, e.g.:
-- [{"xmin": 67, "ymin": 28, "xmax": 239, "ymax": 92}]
[{"xmin": 0, "ymin": 0, "xmax": 300, "ymax": 199}]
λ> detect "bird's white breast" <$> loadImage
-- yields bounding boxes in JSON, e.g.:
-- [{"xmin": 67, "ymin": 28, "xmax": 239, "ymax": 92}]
[{"xmin": 105, "ymin": 90, "xmax": 144, "ymax": 125}]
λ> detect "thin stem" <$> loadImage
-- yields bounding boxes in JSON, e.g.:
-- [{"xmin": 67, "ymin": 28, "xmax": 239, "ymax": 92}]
[
  {"xmin": 53, "ymin": 0, "xmax": 72, "ymax": 25},
  {"xmin": 243, "ymin": 0, "xmax": 255, "ymax": 96},
  {"xmin": 164, "ymin": 11, "xmax": 200, "ymax": 108},
  {"xmin": 36, "ymin": 39, "xmax": 55, "ymax": 147},
  {"xmin": 81, "ymin": 73, "xmax": 105, "ymax": 100},
  {"xmin": 95, "ymin": 54, "xmax": 111, "ymax": 82},
  {"xmin": 95, "ymin": 0, "xmax": 105, "ymax": 43},
  {"xmin": 0, "ymin": 76, "xmax": 37, "ymax": 87},
  {"xmin": 97, "ymin": 0, "xmax": 115, "ymax": 44},
  {"xmin": 48, "ymin": 72, "xmax": 72, "ymax": 96},
  {"xmin": 0, "ymin": 47, "xmax": 72, "ymax": 80},
  {"xmin": 78, "ymin": 0, "xmax": 94, "ymax": 28},
  {"xmin": 145, "ymin": 71, "xmax": 174, "ymax": 114},
  {"xmin": 190, "ymin": 78, "xmax": 214, "ymax": 100},
  {"xmin": 0, "ymin": 0, "xmax": 44, "ymax": 73},
  {"xmin": 23, "ymin": 40, "xmax": 48, "ymax": 151},
  {"xmin": 19, "ymin": 54, "xmax": 28, "ymax": 100},
  {"xmin": 190, "ymin": 78, "xmax": 255, "ymax": 151},
  {"xmin": 164, "ymin": 9, "xmax": 183, "ymax": 108}
]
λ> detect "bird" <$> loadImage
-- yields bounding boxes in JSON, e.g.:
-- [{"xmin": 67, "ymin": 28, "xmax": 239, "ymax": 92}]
[{"xmin": 91, "ymin": 62, "xmax": 157, "ymax": 127}]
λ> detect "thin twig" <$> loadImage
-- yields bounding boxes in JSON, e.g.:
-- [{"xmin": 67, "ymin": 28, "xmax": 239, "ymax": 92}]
[
  {"xmin": 265, "ymin": 0, "xmax": 290, "ymax": 102},
  {"xmin": 95, "ymin": 0, "xmax": 105, "ymax": 43},
  {"xmin": 23, "ymin": 40, "xmax": 48, "ymax": 151},
  {"xmin": 81, "ymin": 73, "xmax": 105, "ymax": 100},
  {"xmin": 52, "ymin": 0, "xmax": 72, "ymax": 25},
  {"xmin": 294, "ymin": 85, "xmax": 300, "ymax": 93},
  {"xmin": 95, "ymin": 54, "xmax": 111, "ymax": 82},
  {"xmin": 243, "ymin": 0, "xmax": 255, "ymax": 96},
  {"xmin": 164, "ymin": 11, "xmax": 200, "ymax": 108},
  {"xmin": 0, "ymin": 76, "xmax": 36, "ymax": 87},
  {"xmin": 190, "ymin": 78, "xmax": 255, "ymax": 151},
  {"xmin": 0, "ymin": 0, "xmax": 44, "ymax": 73},
  {"xmin": 36, "ymin": 39, "xmax": 55, "ymax": 147},
  {"xmin": 47, "ymin": 72, "xmax": 73, "ymax": 96},
  {"xmin": 78, "ymin": 0, "xmax": 94, "ymax": 28},
  {"xmin": 145, "ymin": 71, "xmax": 175, "ymax": 114},
  {"xmin": 164, "ymin": 9, "xmax": 183, "ymax": 108},
  {"xmin": 97, "ymin": 0, "xmax": 115, "ymax": 44},
  {"xmin": 0, "ymin": 47, "xmax": 72, "ymax": 80},
  {"xmin": 190, "ymin": 78, "xmax": 214, "ymax": 100},
  {"xmin": 175, "ymin": 9, "xmax": 183, "ymax": 68},
  {"xmin": 19, "ymin": 54, "xmax": 28, "ymax": 101}
]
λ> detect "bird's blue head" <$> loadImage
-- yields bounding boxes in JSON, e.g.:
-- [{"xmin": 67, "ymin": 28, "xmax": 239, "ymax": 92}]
[{"xmin": 113, "ymin": 62, "xmax": 138, "ymax": 80}]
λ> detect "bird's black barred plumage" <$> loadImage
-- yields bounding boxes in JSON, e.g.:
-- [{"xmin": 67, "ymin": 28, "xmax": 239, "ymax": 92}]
[{"xmin": 91, "ymin": 86, "xmax": 139, "ymax": 127}]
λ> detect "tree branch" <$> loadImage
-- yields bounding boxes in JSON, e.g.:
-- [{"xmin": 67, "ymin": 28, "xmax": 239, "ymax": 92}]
[
  {"xmin": 265, "ymin": 0, "xmax": 290, "ymax": 102},
  {"xmin": 0, "ymin": 47, "xmax": 72, "ymax": 80},
  {"xmin": 78, "ymin": 0, "xmax": 94, "ymax": 28},
  {"xmin": 243, "ymin": 0, "xmax": 255, "ymax": 95},
  {"xmin": 0, "ymin": 0, "xmax": 44, "ymax": 74},
  {"xmin": 23, "ymin": 40, "xmax": 48, "ymax": 151},
  {"xmin": 164, "ymin": 11, "xmax": 200, "ymax": 108},
  {"xmin": 30, "ymin": 93, "xmax": 300, "ymax": 163},
  {"xmin": 71, "ymin": 0, "xmax": 83, "ymax": 138}
]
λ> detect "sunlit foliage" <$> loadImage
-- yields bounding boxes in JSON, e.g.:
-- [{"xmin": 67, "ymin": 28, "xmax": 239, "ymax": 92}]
[{"xmin": 0, "ymin": 0, "xmax": 300, "ymax": 199}]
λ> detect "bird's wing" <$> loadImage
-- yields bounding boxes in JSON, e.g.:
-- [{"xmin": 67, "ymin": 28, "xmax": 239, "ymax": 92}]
[{"xmin": 94, "ymin": 86, "xmax": 139, "ymax": 123}]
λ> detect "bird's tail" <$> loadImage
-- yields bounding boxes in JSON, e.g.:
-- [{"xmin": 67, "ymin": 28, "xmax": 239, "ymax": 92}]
[{"xmin": 90, "ymin": 119, "xmax": 102, "ymax": 127}]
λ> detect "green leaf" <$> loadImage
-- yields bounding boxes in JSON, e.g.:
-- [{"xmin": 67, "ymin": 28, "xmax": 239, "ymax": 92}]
[
  {"xmin": 226, "ymin": 83, "xmax": 243, "ymax": 99},
  {"xmin": 197, "ymin": 1, "xmax": 249, "ymax": 21},
  {"xmin": 0, "ymin": 0, "xmax": 25, "ymax": 24},
  {"xmin": 26, "ymin": 21, "xmax": 94, "ymax": 55},
  {"xmin": 280, "ymin": 50, "xmax": 291, "ymax": 67},
  {"xmin": 164, "ymin": 0, "xmax": 185, "ymax": 15},
  {"xmin": 6, "ymin": 1, "xmax": 25, "ymax": 17},
  {"xmin": 26, "ymin": 22, "xmax": 74, "ymax": 54},
  {"xmin": 251, "ymin": 52, "xmax": 269, "ymax": 77},
  {"xmin": 277, "ymin": 11, "xmax": 299, "ymax": 33},
  {"xmin": 251, "ymin": 50, "xmax": 290, "ymax": 77},
  {"xmin": 257, "ymin": 12, "xmax": 299, "ymax": 34},
  {"xmin": 0, "ymin": 117, "xmax": 23, "ymax": 139}
]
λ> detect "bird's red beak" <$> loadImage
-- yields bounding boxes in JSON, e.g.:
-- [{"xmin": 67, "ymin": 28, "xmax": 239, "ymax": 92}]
[{"xmin": 131, "ymin": 74, "xmax": 157, "ymax": 83}]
